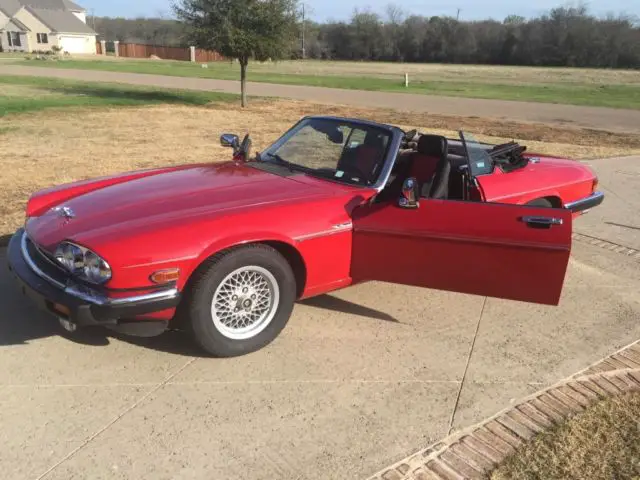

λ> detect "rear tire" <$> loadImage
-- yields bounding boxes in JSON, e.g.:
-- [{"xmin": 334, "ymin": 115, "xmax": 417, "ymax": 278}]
[
  {"xmin": 526, "ymin": 198, "xmax": 554, "ymax": 208},
  {"xmin": 185, "ymin": 245, "xmax": 296, "ymax": 357}
]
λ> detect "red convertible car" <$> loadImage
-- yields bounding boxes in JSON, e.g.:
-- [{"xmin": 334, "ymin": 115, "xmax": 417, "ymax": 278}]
[{"xmin": 7, "ymin": 116, "xmax": 604, "ymax": 357}]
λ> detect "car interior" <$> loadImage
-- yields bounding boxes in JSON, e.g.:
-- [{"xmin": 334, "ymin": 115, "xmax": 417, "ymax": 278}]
[
  {"xmin": 376, "ymin": 133, "xmax": 472, "ymax": 203},
  {"xmin": 375, "ymin": 130, "xmax": 531, "ymax": 204},
  {"xmin": 336, "ymin": 130, "xmax": 389, "ymax": 184}
]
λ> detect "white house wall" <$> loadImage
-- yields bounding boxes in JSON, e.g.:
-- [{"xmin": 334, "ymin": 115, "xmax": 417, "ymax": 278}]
[{"xmin": 13, "ymin": 7, "xmax": 51, "ymax": 51}]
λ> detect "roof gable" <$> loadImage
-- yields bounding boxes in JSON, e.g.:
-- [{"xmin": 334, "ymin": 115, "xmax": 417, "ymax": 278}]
[{"xmin": 2, "ymin": 16, "xmax": 29, "ymax": 31}]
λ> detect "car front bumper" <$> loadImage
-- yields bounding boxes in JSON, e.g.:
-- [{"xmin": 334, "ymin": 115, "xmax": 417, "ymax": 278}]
[
  {"xmin": 565, "ymin": 191, "xmax": 604, "ymax": 214},
  {"xmin": 6, "ymin": 229, "xmax": 181, "ymax": 330}
]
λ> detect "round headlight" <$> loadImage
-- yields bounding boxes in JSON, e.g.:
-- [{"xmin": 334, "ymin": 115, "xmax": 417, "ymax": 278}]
[
  {"xmin": 55, "ymin": 243, "xmax": 84, "ymax": 273},
  {"xmin": 83, "ymin": 251, "xmax": 112, "ymax": 284}
]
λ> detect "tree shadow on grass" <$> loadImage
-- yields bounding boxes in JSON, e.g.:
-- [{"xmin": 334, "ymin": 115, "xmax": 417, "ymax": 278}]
[{"xmin": 50, "ymin": 83, "xmax": 232, "ymax": 106}]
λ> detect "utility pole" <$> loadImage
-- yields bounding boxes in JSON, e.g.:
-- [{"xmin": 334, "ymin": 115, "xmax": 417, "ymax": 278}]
[
  {"xmin": 301, "ymin": 2, "xmax": 306, "ymax": 60},
  {"xmin": 456, "ymin": 8, "xmax": 461, "ymax": 21}
]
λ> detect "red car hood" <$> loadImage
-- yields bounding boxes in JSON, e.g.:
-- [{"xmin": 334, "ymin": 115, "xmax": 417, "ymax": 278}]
[{"xmin": 27, "ymin": 162, "xmax": 328, "ymax": 250}]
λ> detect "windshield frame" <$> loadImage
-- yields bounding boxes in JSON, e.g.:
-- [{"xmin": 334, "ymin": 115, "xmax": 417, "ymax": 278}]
[{"xmin": 258, "ymin": 116, "xmax": 404, "ymax": 190}]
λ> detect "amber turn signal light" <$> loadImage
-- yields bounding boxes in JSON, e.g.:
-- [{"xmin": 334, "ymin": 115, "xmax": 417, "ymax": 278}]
[{"xmin": 150, "ymin": 268, "xmax": 180, "ymax": 284}]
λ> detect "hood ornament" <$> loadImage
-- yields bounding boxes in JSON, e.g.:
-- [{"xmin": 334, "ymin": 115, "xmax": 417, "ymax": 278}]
[{"xmin": 54, "ymin": 206, "xmax": 75, "ymax": 219}]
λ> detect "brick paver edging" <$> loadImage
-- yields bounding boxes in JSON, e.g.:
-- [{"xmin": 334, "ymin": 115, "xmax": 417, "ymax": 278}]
[{"xmin": 369, "ymin": 340, "xmax": 640, "ymax": 480}]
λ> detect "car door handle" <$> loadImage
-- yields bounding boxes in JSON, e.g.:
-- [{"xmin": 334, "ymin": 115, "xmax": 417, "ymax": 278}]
[{"xmin": 522, "ymin": 216, "xmax": 564, "ymax": 228}]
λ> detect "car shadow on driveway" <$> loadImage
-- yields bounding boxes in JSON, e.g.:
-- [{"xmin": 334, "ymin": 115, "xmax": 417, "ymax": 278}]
[
  {"xmin": 300, "ymin": 294, "xmax": 400, "ymax": 323},
  {"xmin": 0, "ymin": 253, "xmax": 397, "ymax": 354}
]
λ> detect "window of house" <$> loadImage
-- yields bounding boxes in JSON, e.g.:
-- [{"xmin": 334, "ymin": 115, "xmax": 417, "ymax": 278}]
[
  {"xmin": 7, "ymin": 32, "xmax": 21, "ymax": 47},
  {"xmin": 37, "ymin": 33, "xmax": 49, "ymax": 44}
]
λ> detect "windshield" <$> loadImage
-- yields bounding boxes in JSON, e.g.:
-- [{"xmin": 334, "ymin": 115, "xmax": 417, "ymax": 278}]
[
  {"xmin": 262, "ymin": 118, "xmax": 392, "ymax": 186},
  {"xmin": 459, "ymin": 131, "xmax": 494, "ymax": 176}
]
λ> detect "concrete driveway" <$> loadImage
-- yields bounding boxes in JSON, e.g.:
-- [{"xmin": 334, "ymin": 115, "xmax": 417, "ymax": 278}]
[{"xmin": 1, "ymin": 156, "xmax": 639, "ymax": 480}]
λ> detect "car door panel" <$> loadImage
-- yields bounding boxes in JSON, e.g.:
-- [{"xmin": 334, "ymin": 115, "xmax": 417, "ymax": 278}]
[{"xmin": 351, "ymin": 199, "xmax": 572, "ymax": 305}]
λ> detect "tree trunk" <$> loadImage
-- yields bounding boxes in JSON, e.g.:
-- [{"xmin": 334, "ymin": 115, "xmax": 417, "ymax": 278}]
[{"xmin": 240, "ymin": 59, "xmax": 248, "ymax": 107}]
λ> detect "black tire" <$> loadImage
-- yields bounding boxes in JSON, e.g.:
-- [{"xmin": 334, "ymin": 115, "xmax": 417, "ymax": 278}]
[
  {"xmin": 526, "ymin": 198, "xmax": 554, "ymax": 208},
  {"xmin": 185, "ymin": 245, "xmax": 296, "ymax": 357}
]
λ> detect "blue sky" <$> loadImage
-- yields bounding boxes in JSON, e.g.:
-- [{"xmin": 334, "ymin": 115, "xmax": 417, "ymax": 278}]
[{"xmin": 79, "ymin": 0, "xmax": 639, "ymax": 21}]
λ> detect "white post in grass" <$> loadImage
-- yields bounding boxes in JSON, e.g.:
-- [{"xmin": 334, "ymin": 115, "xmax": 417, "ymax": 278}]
[
  {"xmin": 114, "ymin": 40, "xmax": 120, "ymax": 57},
  {"xmin": 100, "ymin": 40, "xmax": 106, "ymax": 56},
  {"xmin": 405, "ymin": 73, "xmax": 409, "ymax": 87},
  {"xmin": 190, "ymin": 46, "xmax": 196, "ymax": 62}
]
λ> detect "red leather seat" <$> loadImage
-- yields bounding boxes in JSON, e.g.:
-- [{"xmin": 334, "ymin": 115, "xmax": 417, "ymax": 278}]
[
  {"xmin": 337, "ymin": 132, "xmax": 387, "ymax": 183},
  {"xmin": 408, "ymin": 135, "xmax": 448, "ymax": 197}
]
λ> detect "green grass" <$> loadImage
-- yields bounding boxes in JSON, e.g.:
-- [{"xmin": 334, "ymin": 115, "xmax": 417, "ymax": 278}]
[
  {"xmin": 18, "ymin": 58, "xmax": 640, "ymax": 109},
  {"xmin": 0, "ymin": 75, "xmax": 237, "ymax": 116}
]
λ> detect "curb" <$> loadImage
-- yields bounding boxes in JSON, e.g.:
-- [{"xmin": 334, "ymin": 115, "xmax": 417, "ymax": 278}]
[{"xmin": 369, "ymin": 340, "xmax": 640, "ymax": 480}]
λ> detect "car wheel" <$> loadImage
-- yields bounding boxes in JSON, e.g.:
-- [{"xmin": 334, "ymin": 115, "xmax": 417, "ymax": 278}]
[
  {"xmin": 526, "ymin": 198, "xmax": 554, "ymax": 208},
  {"xmin": 185, "ymin": 245, "xmax": 296, "ymax": 357}
]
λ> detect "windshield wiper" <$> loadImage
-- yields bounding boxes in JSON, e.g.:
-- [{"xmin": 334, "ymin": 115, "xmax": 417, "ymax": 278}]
[{"xmin": 265, "ymin": 153, "xmax": 311, "ymax": 173}]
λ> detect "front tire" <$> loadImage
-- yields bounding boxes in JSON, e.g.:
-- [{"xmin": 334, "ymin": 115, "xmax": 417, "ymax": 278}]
[{"xmin": 185, "ymin": 245, "xmax": 296, "ymax": 357}]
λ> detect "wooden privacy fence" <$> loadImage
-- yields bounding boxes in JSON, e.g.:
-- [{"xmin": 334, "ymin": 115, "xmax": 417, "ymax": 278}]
[
  {"xmin": 195, "ymin": 49, "xmax": 224, "ymax": 62},
  {"xmin": 120, "ymin": 43, "xmax": 191, "ymax": 61},
  {"xmin": 95, "ymin": 41, "xmax": 224, "ymax": 62}
]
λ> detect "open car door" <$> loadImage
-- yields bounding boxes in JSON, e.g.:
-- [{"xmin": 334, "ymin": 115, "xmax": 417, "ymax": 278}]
[{"xmin": 350, "ymin": 198, "xmax": 572, "ymax": 305}]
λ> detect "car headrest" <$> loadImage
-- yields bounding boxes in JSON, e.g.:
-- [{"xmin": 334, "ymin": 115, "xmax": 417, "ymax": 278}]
[
  {"xmin": 417, "ymin": 135, "xmax": 447, "ymax": 157},
  {"xmin": 363, "ymin": 132, "xmax": 386, "ymax": 150}
]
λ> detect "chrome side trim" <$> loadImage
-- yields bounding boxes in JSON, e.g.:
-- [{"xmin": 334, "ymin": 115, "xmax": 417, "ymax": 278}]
[
  {"xmin": 294, "ymin": 222, "xmax": 353, "ymax": 242},
  {"xmin": 564, "ymin": 191, "xmax": 605, "ymax": 213},
  {"xmin": 20, "ymin": 232, "xmax": 179, "ymax": 306}
]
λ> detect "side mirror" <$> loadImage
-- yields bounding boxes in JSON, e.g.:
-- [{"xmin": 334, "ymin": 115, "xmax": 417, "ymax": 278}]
[
  {"xmin": 398, "ymin": 177, "xmax": 419, "ymax": 209},
  {"xmin": 220, "ymin": 133, "xmax": 240, "ymax": 149}
]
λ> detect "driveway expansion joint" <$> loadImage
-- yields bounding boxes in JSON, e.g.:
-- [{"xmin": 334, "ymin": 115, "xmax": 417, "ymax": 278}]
[
  {"xmin": 368, "ymin": 339, "xmax": 640, "ymax": 480},
  {"xmin": 447, "ymin": 297, "xmax": 487, "ymax": 435},
  {"xmin": 35, "ymin": 357, "xmax": 198, "ymax": 480}
]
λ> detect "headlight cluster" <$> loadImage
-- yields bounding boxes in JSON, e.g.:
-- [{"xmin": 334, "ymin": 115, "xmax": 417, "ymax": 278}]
[{"xmin": 54, "ymin": 242, "xmax": 112, "ymax": 285}]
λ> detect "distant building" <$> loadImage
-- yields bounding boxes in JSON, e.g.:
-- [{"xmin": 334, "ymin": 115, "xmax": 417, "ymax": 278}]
[{"xmin": 0, "ymin": 0, "xmax": 96, "ymax": 54}]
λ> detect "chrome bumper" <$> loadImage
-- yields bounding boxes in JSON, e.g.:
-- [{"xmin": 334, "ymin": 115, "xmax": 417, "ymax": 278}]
[
  {"xmin": 565, "ymin": 191, "xmax": 604, "ymax": 214},
  {"xmin": 7, "ymin": 229, "xmax": 181, "ymax": 327},
  {"xmin": 19, "ymin": 231, "xmax": 178, "ymax": 306}
]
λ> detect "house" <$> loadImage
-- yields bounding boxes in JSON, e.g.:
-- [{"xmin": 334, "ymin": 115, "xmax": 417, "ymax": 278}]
[{"xmin": 0, "ymin": 0, "xmax": 96, "ymax": 54}]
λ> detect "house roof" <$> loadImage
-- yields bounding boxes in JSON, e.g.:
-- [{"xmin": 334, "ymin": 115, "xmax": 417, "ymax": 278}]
[
  {"xmin": 28, "ymin": 5, "xmax": 95, "ymax": 34},
  {"xmin": 21, "ymin": 0, "xmax": 85, "ymax": 11},
  {"xmin": 0, "ymin": 0, "xmax": 86, "ymax": 16},
  {"xmin": 0, "ymin": 0, "xmax": 23, "ymax": 16}
]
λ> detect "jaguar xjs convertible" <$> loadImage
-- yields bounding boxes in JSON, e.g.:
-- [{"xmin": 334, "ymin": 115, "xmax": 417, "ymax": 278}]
[{"xmin": 7, "ymin": 116, "xmax": 604, "ymax": 357}]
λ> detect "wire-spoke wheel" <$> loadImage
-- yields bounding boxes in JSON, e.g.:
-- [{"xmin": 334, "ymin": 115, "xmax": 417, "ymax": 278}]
[
  {"xmin": 212, "ymin": 266, "xmax": 280, "ymax": 340},
  {"xmin": 184, "ymin": 245, "xmax": 296, "ymax": 357}
]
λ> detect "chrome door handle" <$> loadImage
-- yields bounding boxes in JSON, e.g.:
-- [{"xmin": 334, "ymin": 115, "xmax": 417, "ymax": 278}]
[{"xmin": 523, "ymin": 216, "xmax": 563, "ymax": 228}]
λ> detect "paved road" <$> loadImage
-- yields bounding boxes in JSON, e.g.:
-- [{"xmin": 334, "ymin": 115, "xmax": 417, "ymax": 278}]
[
  {"xmin": 1, "ymin": 157, "xmax": 639, "ymax": 479},
  {"xmin": 3, "ymin": 64, "xmax": 640, "ymax": 134}
]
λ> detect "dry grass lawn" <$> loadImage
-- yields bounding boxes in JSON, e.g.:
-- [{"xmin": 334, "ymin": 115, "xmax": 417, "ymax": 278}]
[
  {"xmin": 2, "ymin": 99, "xmax": 640, "ymax": 238},
  {"xmin": 491, "ymin": 392, "xmax": 640, "ymax": 480}
]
